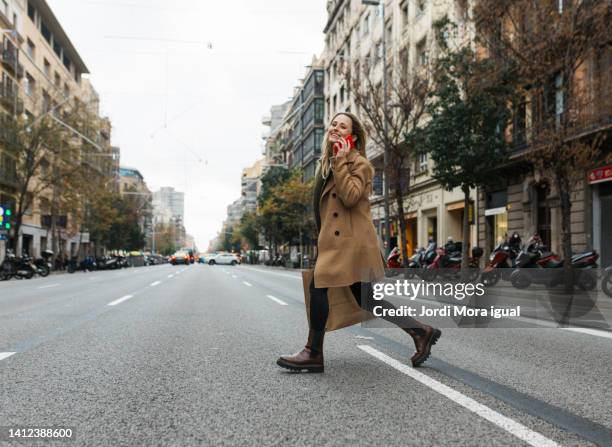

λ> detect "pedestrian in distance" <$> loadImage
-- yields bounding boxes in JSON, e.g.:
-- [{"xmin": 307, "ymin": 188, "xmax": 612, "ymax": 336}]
[{"xmin": 277, "ymin": 112, "xmax": 441, "ymax": 373}]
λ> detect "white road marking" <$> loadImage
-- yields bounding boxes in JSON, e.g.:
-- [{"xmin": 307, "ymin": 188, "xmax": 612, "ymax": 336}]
[
  {"xmin": 150, "ymin": 281, "xmax": 161, "ymax": 287},
  {"xmin": 562, "ymin": 327, "xmax": 612, "ymax": 340},
  {"xmin": 241, "ymin": 266, "xmax": 301, "ymax": 280},
  {"xmin": 354, "ymin": 335, "xmax": 374, "ymax": 340},
  {"xmin": 0, "ymin": 352, "xmax": 16, "ymax": 361},
  {"xmin": 167, "ymin": 274, "xmax": 174, "ymax": 278},
  {"xmin": 107, "ymin": 295, "xmax": 134, "ymax": 306},
  {"xmin": 232, "ymin": 275, "xmax": 238, "ymax": 279},
  {"xmin": 266, "ymin": 295, "xmax": 288, "ymax": 306},
  {"xmin": 358, "ymin": 345, "xmax": 559, "ymax": 447},
  {"xmin": 37, "ymin": 283, "xmax": 60, "ymax": 289},
  {"xmin": 243, "ymin": 281, "xmax": 252, "ymax": 287}
]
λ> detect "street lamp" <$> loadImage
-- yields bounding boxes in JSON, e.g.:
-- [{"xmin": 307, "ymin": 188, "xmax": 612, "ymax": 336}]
[{"xmin": 361, "ymin": 0, "xmax": 391, "ymax": 255}]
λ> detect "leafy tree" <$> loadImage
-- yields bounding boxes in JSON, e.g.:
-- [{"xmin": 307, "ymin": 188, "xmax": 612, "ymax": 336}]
[
  {"xmin": 474, "ymin": 0, "xmax": 612, "ymax": 290},
  {"xmin": 425, "ymin": 19, "xmax": 518, "ymax": 273}
]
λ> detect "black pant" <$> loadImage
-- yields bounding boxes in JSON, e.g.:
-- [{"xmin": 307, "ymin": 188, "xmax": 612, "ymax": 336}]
[{"xmin": 309, "ymin": 278, "xmax": 425, "ymax": 334}]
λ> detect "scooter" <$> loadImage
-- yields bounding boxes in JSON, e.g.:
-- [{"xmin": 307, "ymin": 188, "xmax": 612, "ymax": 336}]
[
  {"xmin": 33, "ymin": 249, "xmax": 53, "ymax": 277},
  {"xmin": 67, "ymin": 256, "xmax": 97, "ymax": 273},
  {"xmin": 0, "ymin": 250, "xmax": 36, "ymax": 280},
  {"xmin": 424, "ymin": 243, "xmax": 482, "ymax": 282},
  {"xmin": 510, "ymin": 242, "xmax": 599, "ymax": 290},
  {"xmin": 480, "ymin": 243, "xmax": 520, "ymax": 287}
]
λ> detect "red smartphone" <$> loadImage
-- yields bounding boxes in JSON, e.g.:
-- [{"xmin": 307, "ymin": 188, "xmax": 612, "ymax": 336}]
[{"xmin": 333, "ymin": 135, "xmax": 355, "ymax": 156}]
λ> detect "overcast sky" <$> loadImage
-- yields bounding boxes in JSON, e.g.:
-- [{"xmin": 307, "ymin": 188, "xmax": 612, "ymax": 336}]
[{"xmin": 46, "ymin": 0, "xmax": 327, "ymax": 250}]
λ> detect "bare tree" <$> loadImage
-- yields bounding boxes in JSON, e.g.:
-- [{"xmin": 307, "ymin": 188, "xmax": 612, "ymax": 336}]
[
  {"xmin": 475, "ymin": 0, "xmax": 612, "ymax": 290},
  {"xmin": 344, "ymin": 54, "xmax": 431, "ymax": 266}
]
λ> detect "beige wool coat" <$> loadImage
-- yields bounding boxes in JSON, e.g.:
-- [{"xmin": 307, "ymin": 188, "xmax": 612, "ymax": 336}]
[{"xmin": 313, "ymin": 149, "xmax": 385, "ymax": 288}]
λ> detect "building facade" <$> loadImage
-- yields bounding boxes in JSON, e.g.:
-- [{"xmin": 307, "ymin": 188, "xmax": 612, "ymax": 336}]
[
  {"xmin": 321, "ymin": 0, "xmax": 477, "ymax": 256},
  {"xmin": 1, "ymin": 0, "xmax": 116, "ymax": 261}
]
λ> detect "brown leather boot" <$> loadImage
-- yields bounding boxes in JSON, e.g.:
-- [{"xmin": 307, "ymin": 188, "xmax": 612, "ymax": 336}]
[
  {"xmin": 277, "ymin": 330, "xmax": 325, "ymax": 373},
  {"xmin": 409, "ymin": 325, "xmax": 442, "ymax": 367}
]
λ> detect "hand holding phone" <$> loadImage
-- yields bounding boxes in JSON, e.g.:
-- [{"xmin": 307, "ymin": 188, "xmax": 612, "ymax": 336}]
[{"xmin": 333, "ymin": 135, "xmax": 355, "ymax": 156}]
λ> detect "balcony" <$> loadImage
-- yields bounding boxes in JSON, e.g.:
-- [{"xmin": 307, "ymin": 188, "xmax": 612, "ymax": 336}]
[
  {"xmin": 0, "ymin": 153, "xmax": 18, "ymax": 188},
  {"xmin": 0, "ymin": 83, "xmax": 24, "ymax": 115},
  {"xmin": 1, "ymin": 49, "xmax": 24, "ymax": 78}
]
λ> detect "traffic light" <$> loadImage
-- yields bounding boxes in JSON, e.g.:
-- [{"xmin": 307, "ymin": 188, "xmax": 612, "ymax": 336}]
[{"xmin": 0, "ymin": 206, "xmax": 11, "ymax": 230}]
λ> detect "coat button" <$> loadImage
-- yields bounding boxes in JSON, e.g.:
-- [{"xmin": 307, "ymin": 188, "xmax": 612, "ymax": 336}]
[
  {"xmin": 334, "ymin": 230, "xmax": 340, "ymax": 236},
  {"xmin": 332, "ymin": 192, "xmax": 337, "ymax": 198},
  {"xmin": 333, "ymin": 212, "xmax": 338, "ymax": 217}
]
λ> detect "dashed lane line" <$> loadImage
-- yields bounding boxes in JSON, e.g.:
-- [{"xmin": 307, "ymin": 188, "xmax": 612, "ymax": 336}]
[
  {"xmin": 266, "ymin": 295, "xmax": 288, "ymax": 306},
  {"xmin": 358, "ymin": 345, "xmax": 559, "ymax": 447},
  {"xmin": 107, "ymin": 295, "xmax": 134, "ymax": 306},
  {"xmin": 150, "ymin": 281, "xmax": 161, "ymax": 287},
  {"xmin": 0, "ymin": 352, "xmax": 16, "ymax": 361},
  {"xmin": 37, "ymin": 283, "xmax": 60, "ymax": 289},
  {"xmin": 243, "ymin": 281, "xmax": 252, "ymax": 287}
]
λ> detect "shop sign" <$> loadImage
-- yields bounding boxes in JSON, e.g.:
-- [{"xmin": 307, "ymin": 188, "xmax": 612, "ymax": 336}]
[{"xmin": 588, "ymin": 166, "xmax": 612, "ymax": 184}]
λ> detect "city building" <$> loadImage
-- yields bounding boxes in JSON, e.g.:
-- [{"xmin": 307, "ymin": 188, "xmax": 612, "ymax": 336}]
[
  {"xmin": 241, "ymin": 159, "xmax": 265, "ymax": 214},
  {"xmin": 152, "ymin": 186, "xmax": 184, "ymax": 223},
  {"xmin": 1, "ymin": 0, "xmax": 116, "ymax": 261},
  {"xmin": 321, "ymin": 0, "xmax": 477, "ymax": 255},
  {"xmin": 119, "ymin": 166, "xmax": 152, "ymax": 248}
]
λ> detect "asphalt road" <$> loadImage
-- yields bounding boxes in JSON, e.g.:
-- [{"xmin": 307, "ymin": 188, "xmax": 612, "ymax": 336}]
[{"xmin": 1, "ymin": 264, "xmax": 611, "ymax": 446}]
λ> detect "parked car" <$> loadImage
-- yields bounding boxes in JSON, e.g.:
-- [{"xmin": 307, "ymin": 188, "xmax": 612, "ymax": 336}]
[
  {"xmin": 208, "ymin": 253, "xmax": 240, "ymax": 266},
  {"xmin": 170, "ymin": 250, "xmax": 191, "ymax": 265}
]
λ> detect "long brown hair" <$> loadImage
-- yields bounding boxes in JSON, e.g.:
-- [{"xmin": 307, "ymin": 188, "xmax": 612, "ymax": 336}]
[{"xmin": 319, "ymin": 112, "xmax": 369, "ymax": 179}]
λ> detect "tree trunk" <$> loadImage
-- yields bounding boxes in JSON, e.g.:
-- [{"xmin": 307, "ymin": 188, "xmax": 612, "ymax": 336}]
[
  {"xmin": 461, "ymin": 185, "xmax": 471, "ymax": 280},
  {"xmin": 395, "ymin": 184, "xmax": 409, "ymax": 268},
  {"xmin": 556, "ymin": 174, "xmax": 574, "ymax": 294}
]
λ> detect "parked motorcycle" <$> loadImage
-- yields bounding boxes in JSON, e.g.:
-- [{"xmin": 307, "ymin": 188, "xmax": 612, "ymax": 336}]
[
  {"xmin": 602, "ymin": 266, "xmax": 612, "ymax": 298},
  {"xmin": 0, "ymin": 249, "xmax": 36, "ymax": 280},
  {"xmin": 67, "ymin": 256, "xmax": 97, "ymax": 273},
  {"xmin": 33, "ymin": 249, "xmax": 53, "ymax": 277},
  {"xmin": 480, "ymin": 243, "xmax": 521, "ymax": 287},
  {"xmin": 509, "ymin": 239, "xmax": 599, "ymax": 290},
  {"xmin": 385, "ymin": 247, "xmax": 402, "ymax": 277},
  {"xmin": 423, "ymin": 242, "xmax": 482, "ymax": 282}
]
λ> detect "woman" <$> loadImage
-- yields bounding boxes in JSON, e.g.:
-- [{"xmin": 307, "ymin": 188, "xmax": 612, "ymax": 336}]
[{"xmin": 277, "ymin": 112, "xmax": 441, "ymax": 373}]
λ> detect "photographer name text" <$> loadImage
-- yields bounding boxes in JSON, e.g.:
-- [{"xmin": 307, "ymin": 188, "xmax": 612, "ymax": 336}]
[{"xmin": 373, "ymin": 305, "xmax": 521, "ymax": 318}]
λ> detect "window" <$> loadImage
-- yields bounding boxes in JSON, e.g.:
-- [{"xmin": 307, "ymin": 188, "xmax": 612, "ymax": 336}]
[
  {"xmin": 26, "ymin": 39, "xmax": 35, "ymax": 59},
  {"xmin": 41, "ymin": 21, "xmax": 51, "ymax": 43},
  {"xmin": 43, "ymin": 58, "xmax": 50, "ymax": 77},
  {"xmin": 24, "ymin": 73, "xmax": 35, "ymax": 96},
  {"xmin": 42, "ymin": 89, "xmax": 50, "ymax": 113},
  {"xmin": 417, "ymin": 0, "xmax": 426, "ymax": 17},
  {"xmin": 54, "ymin": 72, "xmax": 60, "ymax": 87},
  {"xmin": 418, "ymin": 153, "xmax": 428, "ymax": 172},
  {"xmin": 53, "ymin": 40, "xmax": 62, "ymax": 58},
  {"xmin": 2, "ymin": 0, "xmax": 7, "ymax": 16},
  {"xmin": 340, "ymin": 85, "xmax": 345, "ymax": 104},
  {"xmin": 27, "ymin": 1, "xmax": 35, "ymax": 21},
  {"xmin": 63, "ymin": 83, "xmax": 69, "ymax": 98},
  {"xmin": 314, "ymin": 128, "xmax": 324, "ymax": 153},
  {"xmin": 402, "ymin": 1, "xmax": 409, "ymax": 29},
  {"xmin": 385, "ymin": 24, "xmax": 392, "ymax": 53},
  {"xmin": 362, "ymin": 14, "xmax": 370, "ymax": 36},
  {"xmin": 314, "ymin": 99, "xmax": 324, "ymax": 122},
  {"xmin": 416, "ymin": 38, "xmax": 427, "ymax": 66},
  {"xmin": 63, "ymin": 53, "xmax": 72, "ymax": 71}
]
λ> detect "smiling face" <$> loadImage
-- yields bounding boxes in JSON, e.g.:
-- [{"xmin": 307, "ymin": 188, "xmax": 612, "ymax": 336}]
[{"xmin": 328, "ymin": 114, "xmax": 354, "ymax": 144}]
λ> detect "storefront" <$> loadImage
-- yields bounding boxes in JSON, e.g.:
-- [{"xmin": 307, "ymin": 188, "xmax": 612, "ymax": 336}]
[
  {"xmin": 484, "ymin": 190, "xmax": 508, "ymax": 253},
  {"xmin": 590, "ymin": 165, "xmax": 612, "ymax": 268}
]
